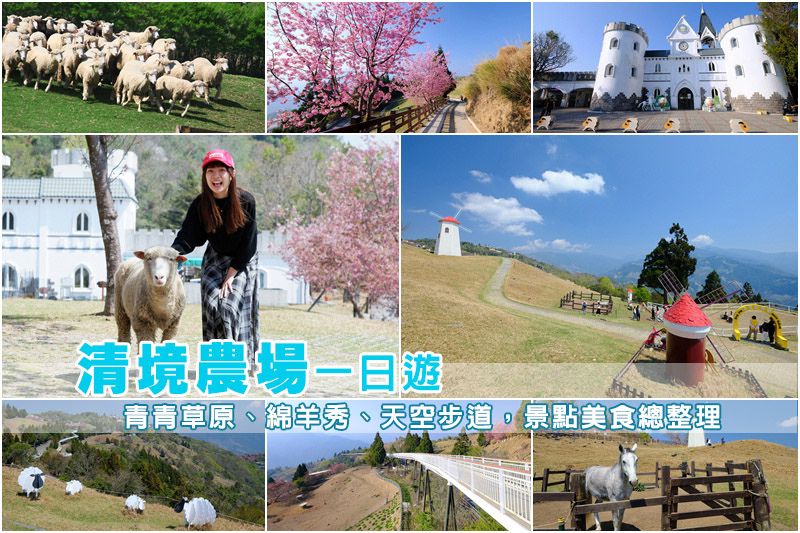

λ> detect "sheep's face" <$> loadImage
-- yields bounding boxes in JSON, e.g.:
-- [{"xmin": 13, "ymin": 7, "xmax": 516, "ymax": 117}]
[
  {"xmin": 18, "ymin": 48, "xmax": 27, "ymax": 61},
  {"xmin": 194, "ymin": 82, "xmax": 207, "ymax": 97},
  {"xmin": 216, "ymin": 59, "xmax": 229, "ymax": 71},
  {"xmin": 134, "ymin": 247, "xmax": 185, "ymax": 288},
  {"xmin": 146, "ymin": 69, "xmax": 158, "ymax": 84},
  {"xmin": 95, "ymin": 63, "xmax": 104, "ymax": 76},
  {"xmin": 58, "ymin": 21, "xmax": 67, "ymax": 32},
  {"xmin": 103, "ymin": 22, "xmax": 114, "ymax": 34},
  {"xmin": 53, "ymin": 51, "xmax": 64, "ymax": 62},
  {"xmin": 150, "ymin": 27, "xmax": 160, "ymax": 39},
  {"xmin": 164, "ymin": 62, "xmax": 172, "ymax": 74},
  {"xmin": 186, "ymin": 63, "xmax": 195, "ymax": 75}
]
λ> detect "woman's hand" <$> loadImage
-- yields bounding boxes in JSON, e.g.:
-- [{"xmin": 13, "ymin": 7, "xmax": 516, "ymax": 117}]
[{"xmin": 220, "ymin": 267, "xmax": 238, "ymax": 299}]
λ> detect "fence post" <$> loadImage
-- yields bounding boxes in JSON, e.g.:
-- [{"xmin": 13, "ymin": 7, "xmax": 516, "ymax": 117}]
[
  {"xmin": 542, "ymin": 468, "xmax": 550, "ymax": 492},
  {"xmin": 569, "ymin": 472, "xmax": 586, "ymax": 531},
  {"xmin": 655, "ymin": 461, "xmax": 659, "ymax": 488},
  {"xmin": 725, "ymin": 461, "xmax": 736, "ymax": 508},
  {"xmin": 498, "ymin": 467, "xmax": 505, "ymax": 514},
  {"xmin": 705, "ymin": 463, "xmax": 713, "ymax": 493},
  {"xmin": 661, "ymin": 465, "xmax": 672, "ymax": 531},
  {"xmin": 747, "ymin": 459, "xmax": 770, "ymax": 530}
]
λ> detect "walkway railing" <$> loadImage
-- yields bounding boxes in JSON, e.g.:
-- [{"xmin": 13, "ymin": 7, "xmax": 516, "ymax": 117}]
[
  {"xmin": 327, "ymin": 97, "xmax": 447, "ymax": 133},
  {"xmin": 391, "ymin": 453, "xmax": 531, "ymax": 531}
]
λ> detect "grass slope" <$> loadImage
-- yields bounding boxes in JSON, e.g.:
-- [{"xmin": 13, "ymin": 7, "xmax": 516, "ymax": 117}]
[
  {"xmin": 2, "ymin": 73, "xmax": 265, "ymax": 133},
  {"xmin": 2, "ymin": 466, "xmax": 260, "ymax": 531},
  {"xmin": 503, "ymin": 259, "xmax": 589, "ymax": 308},
  {"xmin": 401, "ymin": 245, "xmax": 638, "ymax": 363},
  {"xmin": 532, "ymin": 436, "xmax": 797, "ymax": 530}
]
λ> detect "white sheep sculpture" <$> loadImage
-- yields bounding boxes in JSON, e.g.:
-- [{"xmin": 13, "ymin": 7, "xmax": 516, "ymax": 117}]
[
  {"xmin": 125, "ymin": 494, "xmax": 146, "ymax": 513},
  {"xmin": 174, "ymin": 497, "xmax": 216, "ymax": 529},
  {"xmin": 65, "ymin": 480, "xmax": 83, "ymax": 495},
  {"xmin": 17, "ymin": 466, "xmax": 45, "ymax": 499},
  {"xmin": 114, "ymin": 245, "xmax": 186, "ymax": 344}
]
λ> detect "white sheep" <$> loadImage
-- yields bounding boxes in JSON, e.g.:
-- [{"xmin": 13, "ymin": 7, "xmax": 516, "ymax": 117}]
[
  {"xmin": 166, "ymin": 60, "xmax": 194, "ymax": 81},
  {"xmin": 65, "ymin": 480, "xmax": 83, "ymax": 495},
  {"xmin": 174, "ymin": 497, "xmax": 216, "ymax": 529},
  {"xmin": 125, "ymin": 494, "xmax": 146, "ymax": 513},
  {"xmin": 2, "ymin": 31, "xmax": 30, "ymax": 48},
  {"xmin": 54, "ymin": 18, "xmax": 70, "ymax": 34},
  {"xmin": 17, "ymin": 467, "xmax": 45, "ymax": 499},
  {"xmin": 47, "ymin": 31, "xmax": 73, "ymax": 51},
  {"xmin": 155, "ymin": 77, "xmax": 207, "ymax": 116},
  {"xmin": 114, "ymin": 245, "xmax": 186, "ymax": 343},
  {"xmin": 192, "ymin": 57, "xmax": 228, "ymax": 104},
  {"xmin": 76, "ymin": 57, "xmax": 104, "ymax": 100},
  {"xmin": 23, "ymin": 46, "xmax": 63, "ymax": 91},
  {"xmin": 129, "ymin": 25, "xmax": 160, "ymax": 47},
  {"xmin": 116, "ymin": 43, "xmax": 147, "ymax": 70},
  {"xmin": 2, "ymin": 43, "xmax": 27, "ymax": 83},
  {"xmin": 152, "ymin": 37, "xmax": 176, "ymax": 58},
  {"xmin": 144, "ymin": 53, "xmax": 173, "ymax": 77},
  {"xmin": 17, "ymin": 16, "xmax": 42, "ymax": 35},
  {"xmin": 57, "ymin": 43, "xmax": 85, "ymax": 87},
  {"xmin": 28, "ymin": 31, "xmax": 47, "ymax": 48}
]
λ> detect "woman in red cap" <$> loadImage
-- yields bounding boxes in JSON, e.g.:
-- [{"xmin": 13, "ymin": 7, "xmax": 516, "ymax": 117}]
[{"xmin": 172, "ymin": 149, "xmax": 259, "ymax": 370}]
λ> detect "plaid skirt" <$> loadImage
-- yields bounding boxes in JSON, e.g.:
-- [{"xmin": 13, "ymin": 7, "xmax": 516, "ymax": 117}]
[{"xmin": 201, "ymin": 245, "xmax": 260, "ymax": 369}]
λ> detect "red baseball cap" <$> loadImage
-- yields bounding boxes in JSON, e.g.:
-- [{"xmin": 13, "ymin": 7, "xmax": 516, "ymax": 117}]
[{"xmin": 202, "ymin": 149, "xmax": 235, "ymax": 170}]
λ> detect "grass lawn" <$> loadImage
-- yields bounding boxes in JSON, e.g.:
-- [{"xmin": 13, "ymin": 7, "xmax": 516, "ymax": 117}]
[{"xmin": 2, "ymin": 73, "xmax": 265, "ymax": 133}]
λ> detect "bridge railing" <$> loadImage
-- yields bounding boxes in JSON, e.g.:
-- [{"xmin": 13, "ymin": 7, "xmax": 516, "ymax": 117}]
[{"xmin": 392, "ymin": 453, "xmax": 531, "ymax": 529}]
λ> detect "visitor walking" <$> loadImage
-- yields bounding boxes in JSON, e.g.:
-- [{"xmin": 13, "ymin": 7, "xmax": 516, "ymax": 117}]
[
  {"xmin": 745, "ymin": 315, "xmax": 759, "ymax": 341},
  {"xmin": 582, "ymin": 300, "xmax": 587, "ymax": 315}
]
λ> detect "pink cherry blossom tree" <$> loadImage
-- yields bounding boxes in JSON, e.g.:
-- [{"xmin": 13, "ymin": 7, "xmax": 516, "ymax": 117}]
[
  {"xmin": 400, "ymin": 47, "xmax": 455, "ymax": 105},
  {"xmin": 277, "ymin": 141, "xmax": 399, "ymax": 318},
  {"xmin": 268, "ymin": 2, "xmax": 442, "ymax": 132}
]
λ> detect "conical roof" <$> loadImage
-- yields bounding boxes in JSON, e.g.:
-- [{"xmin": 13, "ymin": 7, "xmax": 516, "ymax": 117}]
[
  {"xmin": 698, "ymin": 7, "xmax": 716, "ymax": 38},
  {"xmin": 439, "ymin": 216, "xmax": 460, "ymax": 225},
  {"xmin": 664, "ymin": 293, "xmax": 712, "ymax": 327}
]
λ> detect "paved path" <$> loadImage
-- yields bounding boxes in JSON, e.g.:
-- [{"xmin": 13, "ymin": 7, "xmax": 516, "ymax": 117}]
[
  {"xmin": 420, "ymin": 99, "xmax": 479, "ymax": 133},
  {"xmin": 534, "ymin": 108, "xmax": 798, "ymax": 133}
]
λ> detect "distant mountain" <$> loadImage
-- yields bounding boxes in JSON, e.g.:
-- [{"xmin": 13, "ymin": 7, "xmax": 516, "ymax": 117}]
[
  {"xmin": 181, "ymin": 432, "xmax": 264, "ymax": 455},
  {"xmin": 526, "ymin": 251, "xmax": 633, "ymax": 275},
  {"xmin": 694, "ymin": 246, "xmax": 797, "ymax": 275},
  {"xmin": 267, "ymin": 434, "xmax": 371, "ymax": 470},
  {"xmin": 607, "ymin": 249, "xmax": 797, "ymax": 307}
]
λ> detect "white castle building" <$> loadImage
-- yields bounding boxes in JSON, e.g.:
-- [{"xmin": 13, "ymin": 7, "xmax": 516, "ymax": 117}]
[
  {"xmin": 534, "ymin": 9, "xmax": 792, "ymax": 114},
  {"xmin": 2, "ymin": 148, "xmax": 309, "ymax": 305}
]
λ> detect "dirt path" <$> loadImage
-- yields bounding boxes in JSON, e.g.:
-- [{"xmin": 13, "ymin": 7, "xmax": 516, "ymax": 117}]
[{"xmin": 267, "ymin": 466, "xmax": 399, "ymax": 531}]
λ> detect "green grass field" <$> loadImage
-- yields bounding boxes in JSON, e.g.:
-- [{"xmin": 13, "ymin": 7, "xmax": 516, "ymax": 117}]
[{"xmin": 2, "ymin": 72, "xmax": 265, "ymax": 133}]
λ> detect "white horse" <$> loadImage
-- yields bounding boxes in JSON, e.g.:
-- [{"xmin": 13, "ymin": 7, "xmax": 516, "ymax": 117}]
[{"xmin": 584, "ymin": 444, "xmax": 639, "ymax": 531}]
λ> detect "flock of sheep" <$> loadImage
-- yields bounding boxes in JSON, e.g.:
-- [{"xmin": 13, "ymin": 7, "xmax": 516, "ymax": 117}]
[
  {"xmin": 2, "ymin": 14, "xmax": 230, "ymax": 117},
  {"xmin": 18, "ymin": 466, "xmax": 217, "ymax": 528}
]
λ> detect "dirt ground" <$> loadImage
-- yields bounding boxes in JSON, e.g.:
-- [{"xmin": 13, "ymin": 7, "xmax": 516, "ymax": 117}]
[
  {"xmin": 267, "ymin": 466, "xmax": 399, "ymax": 531},
  {"xmin": 532, "ymin": 436, "xmax": 797, "ymax": 531}
]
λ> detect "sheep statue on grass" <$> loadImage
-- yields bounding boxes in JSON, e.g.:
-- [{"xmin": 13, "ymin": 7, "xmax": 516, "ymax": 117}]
[
  {"xmin": 125, "ymin": 494, "xmax": 146, "ymax": 514},
  {"xmin": 65, "ymin": 480, "xmax": 83, "ymax": 495},
  {"xmin": 115, "ymin": 245, "xmax": 186, "ymax": 345},
  {"xmin": 18, "ymin": 467, "xmax": 45, "ymax": 499},
  {"xmin": 174, "ymin": 496, "xmax": 216, "ymax": 529}
]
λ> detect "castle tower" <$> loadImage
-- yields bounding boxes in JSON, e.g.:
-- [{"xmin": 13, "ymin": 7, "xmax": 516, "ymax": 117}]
[
  {"xmin": 589, "ymin": 22, "xmax": 648, "ymax": 111},
  {"xmin": 719, "ymin": 15, "xmax": 792, "ymax": 113},
  {"xmin": 434, "ymin": 216, "xmax": 461, "ymax": 256}
]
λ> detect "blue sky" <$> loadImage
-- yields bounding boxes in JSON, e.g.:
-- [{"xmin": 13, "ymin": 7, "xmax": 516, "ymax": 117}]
[
  {"xmin": 401, "ymin": 135, "xmax": 798, "ymax": 260},
  {"xmin": 533, "ymin": 2, "xmax": 761, "ymax": 71}
]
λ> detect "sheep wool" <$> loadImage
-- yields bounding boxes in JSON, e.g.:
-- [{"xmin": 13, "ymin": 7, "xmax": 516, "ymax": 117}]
[
  {"xmin": 65, "ymin": 480, "xmax": 83, "ymax": 495},
  {"xmin": 17, "ymin": 466, "xmax": 45, "ymax": 498},
  {"xmin": 175, "ymin": 497, "xmax": 216, "ymax": 527},
  {"xmin": 125, "ymin": 494, "xmax": 146, "ymax": 512}
]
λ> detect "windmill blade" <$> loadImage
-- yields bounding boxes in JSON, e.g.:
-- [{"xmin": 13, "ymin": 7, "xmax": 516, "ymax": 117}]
[
  {"xmin": 706, "ymin": 334, "xmax": 734, "ymax": 363},
  {"xmin": 658, "ymin": 269, "xmax": 687, "ymax": 302},
  {"xmin": 429, "ymin": 211, "xmax": 444, "ymax": 219},
  {"xmin": 697, "ymin": 281, "xmax": 747, "ymax": 309},
  {"xmin": 453, "ymin": 207, "xmax": 463, "ymax": 219},
  {"xmin": 460, "ymin": 225, "xmax": 472, "ymax": 233}
]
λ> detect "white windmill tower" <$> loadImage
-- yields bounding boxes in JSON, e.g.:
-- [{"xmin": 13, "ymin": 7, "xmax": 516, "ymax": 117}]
[{"xmin": 430, "ymin": 209, "xmax": 471, "ymax": 256}]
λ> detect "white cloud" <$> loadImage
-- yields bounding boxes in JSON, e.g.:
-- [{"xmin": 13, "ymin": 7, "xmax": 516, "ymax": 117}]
[
  {"xmin": 511, "ymin": 170, "xmax": 605, "ymax": 197},
  {"xmin": 452, "ymin": 192, "xmax": 543, "ymax": 225},
  {"xmin": 408, "ymin": 208, "xmax": 428, "ymax": 214},
  {"xmin": 513, "ymin": 238, "xmax": 589, "ymax": 253},
  {"xmin": 692, "ymin": 234, "xmax": 714, "ymax": 245},
  {"xmin": 503, "ymin": 224, "xmax": 534, "ymax": 236},
  {"xmin": 546, "ymin": 143, "xmax": 557, "ymax": 155},
  {"xmin": 779, "ymin": 416, "xmax": 797, "ymax": 428},
  {"xmin": 470, "ymin": 170, "xmax": 492, "ymax": 183}
]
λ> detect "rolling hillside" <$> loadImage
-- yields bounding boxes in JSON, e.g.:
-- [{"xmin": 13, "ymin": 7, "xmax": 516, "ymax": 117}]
[{"xmin": 2, "ymin": 466, "xmax": 261, "ymax": 530}]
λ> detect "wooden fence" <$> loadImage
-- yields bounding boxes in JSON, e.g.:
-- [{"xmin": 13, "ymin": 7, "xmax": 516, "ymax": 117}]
[
  {"xmin": 327, "ymin": 97, "xmax": 447, "ymax": 133},
  {"xmin": 612, "ymin": 365, "xmax": 767, "ymax": 399},
  {"xmin": 532, "ymin": 459, "xmax": 770, "ymax": 531},
  {"xmin": 560, "ymin": 291, "xmax": 614, "ymax": 315}
]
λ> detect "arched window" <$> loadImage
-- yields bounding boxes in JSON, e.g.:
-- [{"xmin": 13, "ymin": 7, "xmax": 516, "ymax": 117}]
[
  {"xmin": 687, "ymin": 66, "xmax": 690, "ymax": 72},
  {"xmin": 755, "ymin": 32, "xmax": 763, "ymax": 44},
  {"xmin": 708, "ymin": 62, "xmax": 716, "ymax": 72},
  {"xmin": 633, "ymin": 42, "xmax": 639, "ymax": 51},
  {"xmin": 735, "ymin": 65, "xmax": 744, "ymax": 76},
  {"xmin": 604, "ymin": 64, "xmax": 615, "ymax": 77},
  {"xmin": 653, "ymin": 88, "xmax": 662, "ymax": 98},
  {"xmin": 75, "ymin": 212, "xmax": 89, "ymax": 232},
  {"xmin": 631, "ymin": 66, "xmax": 637, "ymax": 77},
  {"xmin": 654, "ymin": 63, "xmax": 661, "ymax": 73},
  {"xmin": 2, "ymin": 264, "xmax": 17, "ymax": 290},
  {"xmin": 75, "ymin": 266, "xmax": 90, "ymax": 289},
  {"xmin": 730, "ymin": 37, "xmax": 738, "ymax": 48},
  {"xmin": 711, "ymin": 87, "xmax": 720, "ymax": 99},
  {"xmin": 610, "ymin": 38, "xmax": 619, "ymax": 49},
  {"xmin": 762, "ymin": 61, "xmax": 773, "ymax": 74},
  {"xmin": 2, "ymin": 211, "xmax": 14, "ymax": 231}
]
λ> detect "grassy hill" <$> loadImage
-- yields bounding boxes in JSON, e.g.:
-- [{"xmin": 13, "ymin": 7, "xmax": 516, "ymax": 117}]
[
  {"xmin": 2, "ymin": 73, "xmax": 265, "ymax": 133},
  {"xmin": 401, "ymin": 244, "xmax": 638, "ymax": 363},
  {"xmin": 2, "ymin": 466, "xmax": 260, "ymax": 531}
]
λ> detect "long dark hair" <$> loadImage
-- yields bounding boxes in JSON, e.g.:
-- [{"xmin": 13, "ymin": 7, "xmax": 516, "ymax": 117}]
[{"xmin": 198, "ymin": 164, "xmax": 246, "ymax": 234}]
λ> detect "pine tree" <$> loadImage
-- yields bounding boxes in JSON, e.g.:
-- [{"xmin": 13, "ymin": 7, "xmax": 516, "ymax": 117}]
[
  {"xmin": 418, "ymin": 431, "xmax": 434, "ymax": 454},
  {"xmin": 292, "ymin": 463, "xmax": 308, "ymax": 481},
  {"xmin": 451, "ymin": 427, "xmax": 471, "ymax": 456},
  {"xmin": 700, "ymin": 270, "xmax": 724, "ymax": 300},
  {"xmin": 365, "ymin": 432, "xmax": 386, "ymax": 466},
  {"xmin": 638, "ymin": 223, "xmax": 697, "ymax": 304}
]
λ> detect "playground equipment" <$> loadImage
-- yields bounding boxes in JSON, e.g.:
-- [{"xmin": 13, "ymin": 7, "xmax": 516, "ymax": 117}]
[
  {"xmin": 643, "ymin": 327, "xmax": 666, "ymax": 352},
  {"xmin": 621, "ymin": 118, "xmax": 638, "ymax": 132},
  {"xmin": 536, "ymin": 116, "xmax": 554, "ymax": 130},
  {"xmin": 729, "ymin": 119, "xmax": 750, "ymax": 133},
  {"xmin": 582, "ymin": 117, "xmax": 599, "ymax": 132},
  {"xmin": 732, "ymin": 303, "xmax": 788, "ymax": 349},
  {"xmin": 663, "ymin": 118, "xmax": 680, "ymax": 132}
]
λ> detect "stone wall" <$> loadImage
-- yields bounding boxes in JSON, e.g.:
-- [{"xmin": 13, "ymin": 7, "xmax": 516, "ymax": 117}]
[
  {"xmin": 729, "ymin": 91, "xmax": 786, "ymax": 114},
  {"xmin": 589, "ymin": 91, "xmax": 639, "ymax": 111}
]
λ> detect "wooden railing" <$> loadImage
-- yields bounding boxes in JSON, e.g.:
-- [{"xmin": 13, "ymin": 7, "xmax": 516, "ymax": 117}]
[{"xmin": 327, "ymin": 97, "xmax": 448, "ymax": 133}]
